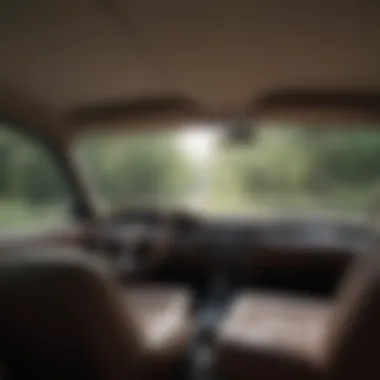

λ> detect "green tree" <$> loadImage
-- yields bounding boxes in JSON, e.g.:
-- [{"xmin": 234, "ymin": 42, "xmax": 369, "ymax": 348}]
[{"xmin": 79, "ymin": 132, "xmax": 193, "ymax": 208}]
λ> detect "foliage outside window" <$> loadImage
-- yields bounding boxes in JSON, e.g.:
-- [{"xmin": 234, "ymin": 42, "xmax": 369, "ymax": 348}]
[
  {"xmin": 75, "ymin": 124, "xmax": 380, "ymax": 217},
  {"xmin": 0, "ymin": 124, "xmax": 73, "ymax": 232}
]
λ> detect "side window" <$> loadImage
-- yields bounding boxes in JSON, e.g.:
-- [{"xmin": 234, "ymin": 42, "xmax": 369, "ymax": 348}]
[{"xmin": 0, "ymin": 124, "xmax": 73, "ymax": 233}]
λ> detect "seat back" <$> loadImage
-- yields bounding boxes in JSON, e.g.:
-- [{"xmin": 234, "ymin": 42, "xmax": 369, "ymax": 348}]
[
  {"xmin": 326, "ymin": 254, "xmax": 380, "ymax": 379},
  {"xmin": 0, "ymin": 249, "xmax": 142, "ymax": 380}
]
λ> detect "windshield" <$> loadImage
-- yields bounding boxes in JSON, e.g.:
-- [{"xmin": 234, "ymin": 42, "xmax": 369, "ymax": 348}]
[{"xmin": 74, "ymin": 123, "xmax": 380, "ymax": 217}]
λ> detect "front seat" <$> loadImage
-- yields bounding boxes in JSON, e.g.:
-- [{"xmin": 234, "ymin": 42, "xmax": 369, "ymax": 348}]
[
  {"xmin": 124, "ymin": 285, "xmax": 193, "ymax": 379},
  {"xmin": 215, "ymin": 253, "xmax": 380, "ymax": 380},
  {"xmin": 0, "ymin": 249, "xmax": 193, "ymax": 380}
]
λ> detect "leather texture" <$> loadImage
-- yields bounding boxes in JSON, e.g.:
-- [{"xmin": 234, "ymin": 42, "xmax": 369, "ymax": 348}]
[
  {"xmin": 216, "ymin": 255, "xmax": 380, "ymax": 380},
  {"xmin": 0, "ymin": 249, "xmax": 193, "ymax": 380},
  {"xmin": 216, "ymin": 292, "xmax": 330, "ymax": 380},
  {"xmin": 326, "ymin": 256, "xmax": 380, "ymax": 380},
  {"xmin": 125, "ymin": 285, "xmax": 194, "ymax": 380}
]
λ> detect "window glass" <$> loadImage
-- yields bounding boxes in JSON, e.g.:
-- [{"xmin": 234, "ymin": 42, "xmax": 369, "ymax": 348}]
[
  {"xmin": 75, "ymin": 123, "xmax": 380, "ymax": 218},
  {"xmin": 0, "ymin": 124, "xmax": 73, "ymax": 232}
]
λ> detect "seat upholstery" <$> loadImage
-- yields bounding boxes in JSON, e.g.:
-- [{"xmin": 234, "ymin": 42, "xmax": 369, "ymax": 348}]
[
  {"xmin": 216, "ymin": 255, "xmax": 380, "ymax": 380},
  {"xmin": 0, "ymin": 249, "xmax": 193, "ymax": 380},
  {"xmin": 326, "ymin": 255, "xmax": 380, "ymax": 380},
  {"xmin": 216, "ymin": 292, "xmax": 331, "ymax": 380},
  {"xmin": 218, "ymin": 293, "xmax": 332, "ymax": 362},
  {"xmin": 125, "ymin": 286, "xmax": 193, "ymax": 353},
  {"xmin": 125, "ymin": 286, "xmax": 194, "ymax": 379}
]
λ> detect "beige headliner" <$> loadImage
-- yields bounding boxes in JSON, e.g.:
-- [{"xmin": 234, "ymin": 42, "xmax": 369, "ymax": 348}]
[{"xmin": 1, "ymin": 1, "xmax": 380, "ymax": 140}]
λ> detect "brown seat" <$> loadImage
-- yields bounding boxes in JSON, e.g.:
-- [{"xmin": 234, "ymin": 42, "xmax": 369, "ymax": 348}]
[
  {"xmin": 215, "ymin": 255, "xmax": 380, "ymax": 380},
  {"xmin": 125, "ymin": 285, "xmax": 194, "ymax": 379},
  {"xmin": 0, "ymin": 249, "xmax": 193, "ymax": 380},
  {"xmin": 125, "ymin": 285, "xmax": 193, "ymax": 352},
  {"xmin": 216, "ymin": 292, "xmax": 331, "ymax": 380}
]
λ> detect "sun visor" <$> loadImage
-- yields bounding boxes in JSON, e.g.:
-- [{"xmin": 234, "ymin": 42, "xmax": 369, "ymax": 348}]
[
  {"xmin": 252, "ymin": 91, "xmax": 380, "ymax": 127},
  {"xmin": 67, "ymin": 96, "xmax": 209, "ymax": 134}
]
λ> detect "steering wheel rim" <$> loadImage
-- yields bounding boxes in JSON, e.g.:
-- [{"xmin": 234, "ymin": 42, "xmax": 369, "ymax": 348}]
[{"xmin": 112, "ymin": 213, "xmax": 174, "ymax": 278}]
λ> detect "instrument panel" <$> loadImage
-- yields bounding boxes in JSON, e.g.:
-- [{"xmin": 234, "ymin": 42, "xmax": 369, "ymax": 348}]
[
  {"xmin": 87, "ymin": 210, "xmax": 369, "ymax": 294},
  {"xmin": 95, "ymin": 210, "xmax": 370, "ymax": 258}
]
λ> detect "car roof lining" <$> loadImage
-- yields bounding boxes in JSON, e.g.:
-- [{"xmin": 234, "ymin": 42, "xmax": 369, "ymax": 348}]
[{"xmin": 1, "ymin": 1, "xmax": 380, "ymax": 139}]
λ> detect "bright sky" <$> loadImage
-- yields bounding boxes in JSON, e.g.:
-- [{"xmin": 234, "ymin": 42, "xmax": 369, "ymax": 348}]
[{"xmin": 178, "ymin": 126, "xmax": 218, "ymax": 165}]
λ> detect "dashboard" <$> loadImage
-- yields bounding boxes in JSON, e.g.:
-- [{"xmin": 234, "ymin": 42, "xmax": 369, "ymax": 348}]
[
  {"xmin": 82, "ymin": 210, "xmax": 371, "ymax": 297},
  {"xmin": 91, "ymin": 210, "xmax": 370, "ymax": 259},
  {"xmin": 190, "ymin": 217, "xmax": 369, "ymax": 251}
]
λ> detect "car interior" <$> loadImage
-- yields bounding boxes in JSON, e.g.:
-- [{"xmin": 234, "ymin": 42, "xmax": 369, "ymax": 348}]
[{"xmin": 1, "ymin": 1, "xmax": 380, "ymax": 380}]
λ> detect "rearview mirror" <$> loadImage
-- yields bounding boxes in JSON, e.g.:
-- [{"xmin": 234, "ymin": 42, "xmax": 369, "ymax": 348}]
[{"xmin": 223, "ymin": 120, "xmax": 256, "ymax": 147}]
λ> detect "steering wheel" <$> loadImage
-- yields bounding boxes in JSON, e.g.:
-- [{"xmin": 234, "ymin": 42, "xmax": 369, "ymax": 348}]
[{"xmin": 109, "ymin": 214, "xmax": 174, "ymax": 279}]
